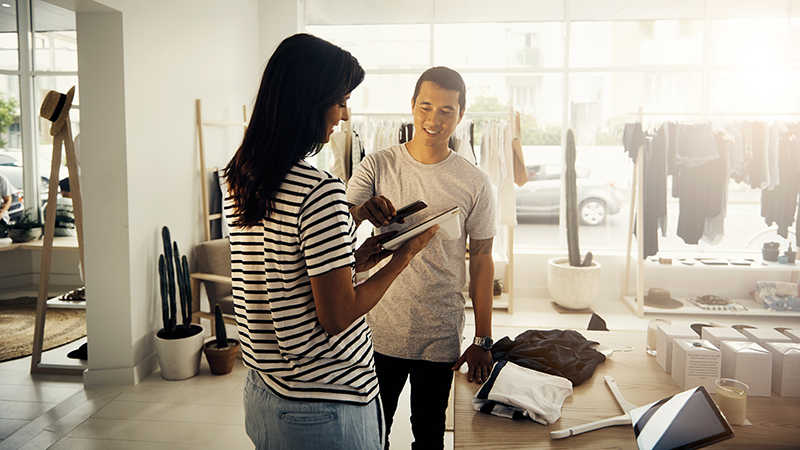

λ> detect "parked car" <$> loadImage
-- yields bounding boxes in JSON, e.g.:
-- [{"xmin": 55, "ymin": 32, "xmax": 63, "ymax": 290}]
[
  {"xmin": 0, "ymin": 152, "xmax": 53, "ymax": 206},
  {"xmin": 515, "ymin": 164, "xmax": 622, "ymax": 225}
]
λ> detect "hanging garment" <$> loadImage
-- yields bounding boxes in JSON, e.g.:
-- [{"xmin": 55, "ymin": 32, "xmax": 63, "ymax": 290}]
[
  {"xmin": 512, "ymin": 137, "xmax": 528, "ymax": 186},
  {"xmin": 640, "ymin": 126, "xmax": 669, "ymax": 258},
  {"xmin": 765, "ymin": 122, "xmax": 785, "ymax": 190},
  {"xmin": 472, "ymin": 360, "xmax": 573, "ymax": 425},
  {"xmin": 453, "ymin": 120, "xmax": 477, "ymax": 165},
  {"xmin": 761, "ymin": 127, "xmax": 800, "ymax": 239},
  {"xmin": 623, "ymin": 122, "xmax": 645, "ymax": 162},
  {"xmin": 350, "ymin": 129, "xmax": 365, "ymax": 178},
  {"xmin": 674, "ymin": 123, "xmax": 718, "ymax": 168},
  {"xmin": 701, "ymin": 133, "xmax": 731, "ymax": 245},
  {"xmin": 749, "ymin": 122, "xmax": 769, "ymax": 189},
  {"xmin": 328, "ymin": 129, "xmax": 349, "ymax": 182},
  {"xmin": 676, "ymin": 155, "xmax": 725, "ymax": 245},
  {"xmin": 726, "ymin": 123, "xmax": 747, "ymax": 184},
  {"xmin": 490, "ymin": 329, "xmax": 606, "ymax": 387}
]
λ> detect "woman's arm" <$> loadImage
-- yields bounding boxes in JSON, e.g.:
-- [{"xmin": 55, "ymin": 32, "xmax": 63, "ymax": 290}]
[{"xmin": 310, "ymin": 226, "xmax": 437, "ymax": 335}]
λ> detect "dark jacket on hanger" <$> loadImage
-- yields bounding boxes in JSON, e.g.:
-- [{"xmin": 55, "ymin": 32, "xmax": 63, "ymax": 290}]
[
  {"xmin": 491, "ymin": 329, "xmax": 606, "ymax": 387},
  {"xmin": 761, "ymin": 127, "xmax": 800, "ymax": 238},
  {"xmin": 623, "ymin": 122, "xmax": 645, "ymax": 162}
]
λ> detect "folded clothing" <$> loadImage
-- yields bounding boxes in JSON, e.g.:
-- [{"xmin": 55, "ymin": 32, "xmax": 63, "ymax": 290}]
[
  {"xmin": 473, "ymin": 360, "xmax": 573, "ymax": 425},
  {"xmin": 491, "ymin": 329, "xmax": 606, "ymax": 386},
  {"xmin": 754, "ymin": 281, "xmax": 800, "ymax": 311}
]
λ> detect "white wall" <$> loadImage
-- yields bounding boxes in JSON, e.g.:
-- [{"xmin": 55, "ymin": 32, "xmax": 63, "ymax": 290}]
[
  {"xmin": 259, "ymin": 0, "xmax": 301, "ymax": 62},
  {"xmin": 73, "ymin": 0, "xmax": 265, "ymax": 384}
]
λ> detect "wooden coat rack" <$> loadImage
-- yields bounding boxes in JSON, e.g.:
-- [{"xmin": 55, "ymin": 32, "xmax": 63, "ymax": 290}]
[
  {"xmin": 195, "ymin": 99, "xmax": 248, "ymax": 241},
  {"xmin": 31, "ymin": 86, "xmax": 85, "ymax": 374}
]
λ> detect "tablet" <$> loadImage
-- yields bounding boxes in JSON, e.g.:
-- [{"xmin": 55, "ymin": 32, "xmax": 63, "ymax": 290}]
[
  {"xmin": 629, "ymin": 386, "xmax": 733, "ymax": 450},
  {"xmin": 381, "ymin": 206, "xmax": 461, "ymax": 251}
]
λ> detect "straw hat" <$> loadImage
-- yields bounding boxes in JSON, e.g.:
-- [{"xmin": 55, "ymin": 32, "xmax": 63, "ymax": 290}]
[
  {"xmin": 644, "ymin": 288, "xmax": 683, "ymax": 309},
  {"xmin": 39, "ymin": 86, "xmax": 75, "ymax": 135}
]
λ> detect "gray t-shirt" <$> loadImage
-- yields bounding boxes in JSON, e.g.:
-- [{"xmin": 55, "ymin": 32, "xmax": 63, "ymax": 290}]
[{"xmin": 347, "ymin": 144, "xmax": 496, "ymax": 362}]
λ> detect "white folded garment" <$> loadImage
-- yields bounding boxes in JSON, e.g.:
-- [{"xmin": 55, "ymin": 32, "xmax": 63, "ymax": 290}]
[{"xmin": 472, "ymin": 360, "xmax": 573, "ymax": 425}]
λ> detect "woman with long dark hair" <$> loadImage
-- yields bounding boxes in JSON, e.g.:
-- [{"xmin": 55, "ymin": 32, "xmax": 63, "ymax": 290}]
[{"xmin": 224, "ymin": 34, "xmax": 436, "ymax": 450}]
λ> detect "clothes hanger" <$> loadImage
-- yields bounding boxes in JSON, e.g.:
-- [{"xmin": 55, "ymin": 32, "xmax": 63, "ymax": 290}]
[{"xmin": 550, "ymin": 375, "xmax": 636, "ymax": 439}]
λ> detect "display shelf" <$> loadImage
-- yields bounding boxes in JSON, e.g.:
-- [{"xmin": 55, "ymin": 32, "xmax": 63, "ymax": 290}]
[
  {"xmin": 622, "ymin": 295, "xmax": 800, "ymax": 318},
  {"xmin": 465, "ymin": 292, "xmax": 511, "ymax": 311},
  {"xmin": 46, "ymin": 296, "xmax": 86, "ymax": 309},
  {"xmin": 643, "ymin": 258, "xmax": 798, "ymax": 272}
]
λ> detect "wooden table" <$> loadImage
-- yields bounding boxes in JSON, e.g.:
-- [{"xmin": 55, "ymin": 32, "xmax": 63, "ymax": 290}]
[
  {"xmin": 454, "ymin": 328, "xmax": 800, "ymax": 449},
  {"xmin": 0, "ymin": 236, "xmax": 79, "ymax": 252}
]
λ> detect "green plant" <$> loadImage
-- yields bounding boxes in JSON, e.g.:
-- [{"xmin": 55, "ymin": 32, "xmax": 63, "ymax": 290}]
[
  {"xmin": 157, "ymin": 226, "xmax": 195, "ymax": 338},
  {"xmin": 565, "ymin": 129, "xmax": 592, "ymax": 267},
  {"xmin": 0, "ymin": 95, "xmax": 19, "ymax": 149},
  {"xmin": 9, "ymin": 211, "xmax": 41, "ymax": 230},
  {"xmin": 214, "ymin": 305, "xmax": 228, "ymax": 348}
]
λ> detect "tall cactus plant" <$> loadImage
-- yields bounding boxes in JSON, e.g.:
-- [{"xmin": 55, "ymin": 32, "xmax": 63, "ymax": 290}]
[
  {"xmin": 565, "ymin": 129, "xmax": 593, "ymax": 267},
  {"xmin": 161, "ymin": 227, "xmax": 177, "ymax": 330},
  {"xmin": 565, "ymin": 129, "xmax": 581, "ymax": 267},
  {"xmin": 158, "ymin": 225, "xmax": 196, "ymax": 336},
  {"xmin": 214, "ymin": 305, "xmax": 228, "ymax": 348}
]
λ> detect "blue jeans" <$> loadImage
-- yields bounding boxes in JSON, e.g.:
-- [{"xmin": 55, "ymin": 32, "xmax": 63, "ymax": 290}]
[{"xmin": 244, "ymin": 369, "xmax": 384, "ymax": 450}]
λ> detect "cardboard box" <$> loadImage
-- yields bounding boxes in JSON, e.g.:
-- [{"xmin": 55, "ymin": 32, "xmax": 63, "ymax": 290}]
[
  {"xmin": 779, "ymin": 328, "xmax": 800, "ymax": 343},
  {"xmin": 737, "ymin": 327, "xmax": 793, "ymax": 348},
  {"xmin": 656, "ymin": 324, "xmax": 697, "ymax": 374},
  {"xmin": 765, "ymin": 342, "xmax": 800, "ymax": 397},
  {"xmin": 720, "ymin": 341, "xmax": 772, "ymax": 397},
  {"xmin": 671, "ymin": 339, "xmax": 721, "ymax": 392},
  {"xmin": 701, "ymin": 327, "xmax": 748, "ymax": 349}
]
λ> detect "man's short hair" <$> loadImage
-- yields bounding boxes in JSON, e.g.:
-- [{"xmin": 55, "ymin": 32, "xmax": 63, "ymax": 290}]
[{"xmin": 412, "ymin": 66, "xmax": 466, "ymax": 113}]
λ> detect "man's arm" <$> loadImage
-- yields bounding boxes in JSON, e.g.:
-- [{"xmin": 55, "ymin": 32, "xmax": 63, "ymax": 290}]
[
  {"xmin": 469, "ymin": 238, "xmax": 494, "ymax": 340},
  {"xmin": 452, "ymin": 237, "xmax": 495, "ymax": 383},
  {"xmin": 0, "ymin": 195, "xmax": 11, "ymax": 217}
]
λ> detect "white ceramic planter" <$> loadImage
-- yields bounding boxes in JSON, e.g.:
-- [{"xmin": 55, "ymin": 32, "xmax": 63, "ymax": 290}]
[
  {"xmin": 547, "ymin": 257, "xmax": 602, "ymax": 310},
  {"xmin": 154, "ymin": 325, "xmax": 206, "ymax": 380}
]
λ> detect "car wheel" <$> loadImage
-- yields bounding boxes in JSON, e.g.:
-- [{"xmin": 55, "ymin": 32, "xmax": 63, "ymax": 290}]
[{"xmin": 580, "ymin": 199, "xmax": 606, "ymax": 226}]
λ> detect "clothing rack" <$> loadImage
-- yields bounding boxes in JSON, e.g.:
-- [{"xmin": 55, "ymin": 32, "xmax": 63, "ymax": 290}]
[
  {"xmin": 621, "ymin": 116, "xmax": 800, "ymax": 317},
  {"xmin": 195, "ymin": 99, "xmax": 248, "ymax": 241}
]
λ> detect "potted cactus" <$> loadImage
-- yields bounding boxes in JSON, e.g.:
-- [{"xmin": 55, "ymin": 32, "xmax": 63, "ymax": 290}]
[
  {"xmin": 154, "ymin": 226, "xmax": 205, "ymax": 380},
  {"xmin": 547, "ymin": 129, "xmax": 602, "ymax": 310},
  {"xmin": 203, "ymin": 305, "xmax": 240, "ymax": 375}
]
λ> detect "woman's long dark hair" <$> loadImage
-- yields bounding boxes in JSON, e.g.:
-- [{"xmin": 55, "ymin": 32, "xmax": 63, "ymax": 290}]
[{"xmin": 224, "ymin": 33, "xmax": 364, "ymax": 227}]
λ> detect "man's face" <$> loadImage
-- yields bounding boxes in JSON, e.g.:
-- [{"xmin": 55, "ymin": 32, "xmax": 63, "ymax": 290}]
[
  {"xmin": 322, "ymin": 94, "xmax": 350, "ymax": 143},
  {"xmin": 411, "ymin": 81, "xmax": 463, "ymax": 147}
]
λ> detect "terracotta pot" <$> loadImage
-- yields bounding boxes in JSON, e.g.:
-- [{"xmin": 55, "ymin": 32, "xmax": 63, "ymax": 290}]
[{"xmin": 203, "ymin": 339, "xmax": 240, "ymax": 375}]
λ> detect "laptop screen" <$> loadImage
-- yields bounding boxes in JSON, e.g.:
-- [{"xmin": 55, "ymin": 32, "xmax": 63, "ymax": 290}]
[{"xmin": 630, "ymin": 386, "xmax": 734, "ymax": 450}]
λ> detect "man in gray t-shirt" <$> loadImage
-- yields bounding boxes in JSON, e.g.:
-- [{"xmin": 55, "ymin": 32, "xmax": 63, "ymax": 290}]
[{"xmin": 347, "ymin": 67, "xmax": 496, "ymax": 450}]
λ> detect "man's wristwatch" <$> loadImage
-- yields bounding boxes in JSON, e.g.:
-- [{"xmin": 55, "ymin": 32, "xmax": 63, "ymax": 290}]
[{"xmin": 473, "ymin": 336, "xmax": 493, "ymax": 351}]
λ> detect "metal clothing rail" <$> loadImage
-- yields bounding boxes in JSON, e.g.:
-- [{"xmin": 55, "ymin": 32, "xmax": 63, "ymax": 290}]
[{"xmin": 350, "ymin": 111, "xmax": 513, "ymax": 118}]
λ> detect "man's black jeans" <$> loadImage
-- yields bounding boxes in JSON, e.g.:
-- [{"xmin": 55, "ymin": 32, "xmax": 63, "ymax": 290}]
[{"xmin": 374, "ymin": 352, "xmax": 455, "ymax": 450}]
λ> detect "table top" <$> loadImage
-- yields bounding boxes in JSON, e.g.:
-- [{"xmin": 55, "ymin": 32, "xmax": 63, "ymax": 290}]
[
  {"xmin": 0, "ymin": 236, "xmax": 79, "ymax": 252},
  {"xmin": 454, "ymin": 327, "xmax": 800, "ymax": 449}
]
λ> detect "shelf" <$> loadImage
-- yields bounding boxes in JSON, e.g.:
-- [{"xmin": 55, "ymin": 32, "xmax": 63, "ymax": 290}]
[
  {"xmin": 46, "ymin": 296, "xmax": 86, "ymax": 309},
  {"xmin": 623, "ymin": 295, "xmax": 800, "ymax": 319},
  {"xmin": 465, "ymin": 292, "xmax": 511, "ymax": 311},
  {"xmin": 644, "ymin": 258, "xmax": 799, "ymax": 272}
]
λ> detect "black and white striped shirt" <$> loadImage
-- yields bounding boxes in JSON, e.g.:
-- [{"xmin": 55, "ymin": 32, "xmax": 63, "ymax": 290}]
[{"xmin": 224, "ymin": 160, "xmax": 378, "ymax": 404}]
